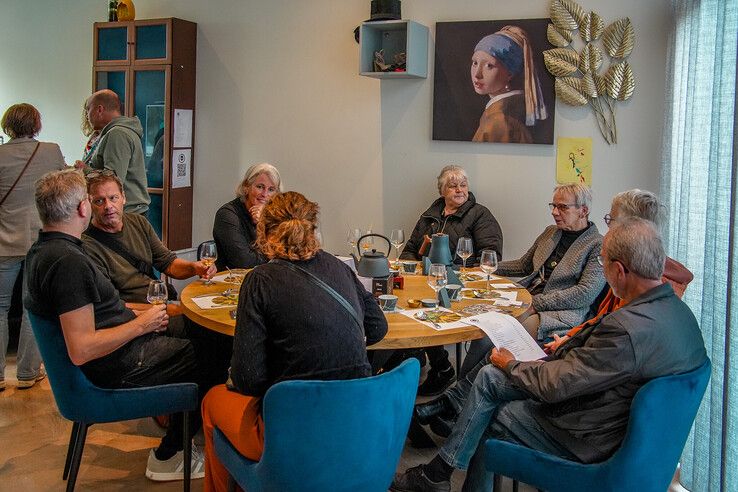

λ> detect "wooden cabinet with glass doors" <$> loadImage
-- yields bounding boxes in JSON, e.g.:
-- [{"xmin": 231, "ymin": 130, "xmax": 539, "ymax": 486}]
[{"xmin": 93, "ymin": 17, "xmax": 196, "ymax": 250}]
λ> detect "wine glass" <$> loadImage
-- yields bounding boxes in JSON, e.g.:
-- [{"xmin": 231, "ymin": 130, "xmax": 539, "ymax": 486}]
[
  {"xmin": 360, "ymin": 230, "xmax": 374, "ymax": 252},
  {"xmin": 427, "ymin": 263, "xmax": 448, "ymax": 313},
  {"xmin": 146, "ymin": 279, "xmax": 168, "ymax": 305},
  {"xmin": 456, "ymin": 237, "xmax": 473, "ymax": 272},
  {"xmin": 479, "ymin": 249, "xmax": 498, "ymax": 293},
  {"xmin": 390, "ymin": 229, "xmax": 405, "ymax": 268},
  {"xmin": 198, "ymin": 241, "xmax": 218, "ymax": 284},
  {"xmin": 346, "ymin": 228, "xmax": 361, "ymax": 254}
]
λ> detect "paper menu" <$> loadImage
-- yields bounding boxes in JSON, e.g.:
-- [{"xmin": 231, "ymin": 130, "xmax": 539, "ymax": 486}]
[{"xmin": 461, "ymin": 311, "xmax": 546, "ymax": 361}]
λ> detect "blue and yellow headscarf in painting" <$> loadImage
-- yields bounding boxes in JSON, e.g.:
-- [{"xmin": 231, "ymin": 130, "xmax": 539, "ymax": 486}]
[{"xmin": 474, "ymin": 25, "xmax": 547, "ymax": 126}]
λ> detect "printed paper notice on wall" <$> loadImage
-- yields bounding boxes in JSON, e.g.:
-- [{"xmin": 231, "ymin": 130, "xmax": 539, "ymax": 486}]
[
  {"xmin": 173, "ymin": 109, "xmax": 193, "ymax": 148},
  {"xmin": 172, "ymin": 149, "xmax": 191, "ymax": 188},
  {"xmin": 556, "ymin": 137, "xmax": 592, "ymax": 187}
]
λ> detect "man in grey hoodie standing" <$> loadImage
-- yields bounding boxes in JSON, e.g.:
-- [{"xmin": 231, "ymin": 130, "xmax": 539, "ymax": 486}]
[{"xmin": 85, "ymin": 89, "xmax": 150, "ymax": 215}]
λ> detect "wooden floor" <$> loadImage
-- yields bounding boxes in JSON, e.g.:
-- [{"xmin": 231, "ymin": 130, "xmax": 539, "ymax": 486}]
[{"xmin": 0, "ymin": 353, "xmax": 530, "ymax": 492}]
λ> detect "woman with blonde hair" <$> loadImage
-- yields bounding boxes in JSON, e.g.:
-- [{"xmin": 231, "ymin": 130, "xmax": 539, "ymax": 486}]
[
  {"xmin": 201, "ymin": 191, "xmax": 387, "ymax": 492},
  {"xmin": 212, "ymin": 162, "xmax": 282, "ymax": 269},
  {"xmin": 471, "ymin": 25, "xmax": 547, "ymax": 143}
]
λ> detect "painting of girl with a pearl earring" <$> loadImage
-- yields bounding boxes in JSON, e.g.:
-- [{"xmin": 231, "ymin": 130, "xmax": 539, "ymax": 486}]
[{"xmin": 432, "ymin": 19, "xmax": 555, "ymax": 145}]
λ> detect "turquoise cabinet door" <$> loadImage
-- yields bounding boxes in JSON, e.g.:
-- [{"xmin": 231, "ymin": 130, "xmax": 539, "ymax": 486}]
[
  {"xmin": 135, "ymin": 23, "xmax": 168, "ymax": 60},
  {"xmin": 133, "ymin": 68, "xmax": 168, "ymax": 189},
  {"xmin": 95, "ymin": 70, "xmax": 127, "ymax": 109},
  {"xmin": 96, "ymin": 25, "xmax": 129, "ymax": 62},
  {"xmin": 148, "ymin": 192, "xmax": 164, "ymax": 239}
]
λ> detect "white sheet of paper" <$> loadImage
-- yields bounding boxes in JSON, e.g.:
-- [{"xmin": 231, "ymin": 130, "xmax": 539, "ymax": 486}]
[
  {"xmin": 173, "ymin": 109, "xmax": 193, "ymax": 148},
  {"xmin": 171, "ymin": 149, "xmax": 191, "ymax": 188},
  {"xmin": 493, "ymin": 299, "xmax": 523, "ymax": 307},
  {"xmin": 462, "ymin": 311, "xmax": 546, "ymax": 361},
  {"xmin": 460, "ymin": 289, "xmax": 518, "ymax": 302},
  {"xmin": 490, "ymin": 283, "xmax": 518, "ymax": 289},
  {"xmin": 190, "ymin": 295, "xmax": 236, "ymax": 310},
  {"xmin": 401, "ymin": 308, "xmax": 469, "ymax": 330}
]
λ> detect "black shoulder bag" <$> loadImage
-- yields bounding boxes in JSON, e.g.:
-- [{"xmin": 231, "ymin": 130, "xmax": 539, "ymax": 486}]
[{"xmin": 85, "ymin": 226, "xmax": 179, "ymax": 300}]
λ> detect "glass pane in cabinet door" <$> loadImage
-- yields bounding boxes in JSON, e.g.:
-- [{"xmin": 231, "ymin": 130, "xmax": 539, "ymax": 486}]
[
  {"xmin": 97, "ymin": 27, "xmax": 128, "ymax": 61},
  {"xmin": 95, "ymin": 71, "xmax": 126, "ymax": 109},
  {"xmin": 134, "ymin": 70, "xmax": 166, "ymax": 188},
  {"xmin": 136, "ymin": 24, "xmax": 167, "ymax": 60},
  {"xmin": 148, "ymin": 193, "xmax": 163, "ymax": 239}
]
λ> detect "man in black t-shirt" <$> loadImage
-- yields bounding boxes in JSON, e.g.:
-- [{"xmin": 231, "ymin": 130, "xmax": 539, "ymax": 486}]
[{"xmin": 24, "ymin": 169, "xmax": 205, "ymax": 482}]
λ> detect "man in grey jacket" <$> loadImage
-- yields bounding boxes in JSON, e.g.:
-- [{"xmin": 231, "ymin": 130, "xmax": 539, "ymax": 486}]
[
  {"xmin": 391, "ymin": 217, "xmax": 707, "ymax": 492},
  {"xmin": 85, "ymin": 89, "xmax": 150, "ymax": 215}
]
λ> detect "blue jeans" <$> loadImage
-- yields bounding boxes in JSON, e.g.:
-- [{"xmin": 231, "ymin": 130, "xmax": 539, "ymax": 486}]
[
  {"xmin": 438, "ymin": 365, "xmax": 577, "ymax": 491},
  {"xmin": 0, "ymin": 256, "xmax": 42, "ymax": 381}
]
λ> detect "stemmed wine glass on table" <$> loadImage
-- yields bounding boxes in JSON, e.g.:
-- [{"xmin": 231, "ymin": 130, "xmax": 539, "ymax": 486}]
[
  {"xmin": 479, "ymin": 249, "xmax": 498, "ymax": 293},
  {"xmin": 427, "ymin": 263, "xmax": 448, "ymax": 313},
  {"xmin": 146, "ymin": 279, "xmax": 168, "ymax": 305},
  {"xmin": 360, "ymin": 230, "xmax": 374, "ymax": 252},
  {"xmin": 198, "ymin": 241, "xmax": 218, "ymax": 285},
  {"xmin": 456, "ymin": 237, "xmax": 473, "ymax": 273},
  {"xmin": 390, "ymin": 229, "xmax": 405, "ymax": 269},
  {"xmin": 346, "ymin": 228, "xmax": 361, "ymax": 255}
]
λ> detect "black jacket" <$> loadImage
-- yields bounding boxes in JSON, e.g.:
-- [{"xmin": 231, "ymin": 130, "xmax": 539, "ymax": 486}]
[
  {"xmin": 212, "ymin": 197, "xmax": 266, "ymax": 270},
  {"xmin": 230, "ymin": 251, "xmax": 388, "ymax": 396},
  {"xmin": 400, "ymin": 192, "xmax": 503, "ymax": 265}
]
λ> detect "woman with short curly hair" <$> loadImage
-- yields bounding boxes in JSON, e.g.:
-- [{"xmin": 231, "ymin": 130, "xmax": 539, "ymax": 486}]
[{"xmin": 200, "ymin": 191, "xmax": 388, "ymax": 492}]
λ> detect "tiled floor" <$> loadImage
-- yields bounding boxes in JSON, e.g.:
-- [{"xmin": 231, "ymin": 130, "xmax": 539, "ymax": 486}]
[{"xmin": 0, "ymin": 353, "xmax": 531, "ymax": 491}]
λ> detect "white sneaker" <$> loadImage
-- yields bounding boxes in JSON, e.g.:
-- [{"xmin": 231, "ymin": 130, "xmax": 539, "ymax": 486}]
[
  {"xmin": 17, "ymin": 368, "xmax": 46, "ymax": 389},
  {"xmin": 145, "ymin": 442, "xmax": 205, "ymax": 481}
]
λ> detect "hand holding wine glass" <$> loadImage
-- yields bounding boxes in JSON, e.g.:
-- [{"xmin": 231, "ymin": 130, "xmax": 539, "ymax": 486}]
[
  {"xmin": 427, "ymin": 263, "xmax": 448, "ymax": 313},
  {"xmin": 479, "ymin": 249, "xmax": 498, "ymax": 292},
  {"xmin": 390, "ymin": 229, "xmax": 405, "ymax": 268},
  {"xmin": 198, "ymin": 241, "xmax": 218, "ymax": 284},
  {"xmin": 456, "ymin": 237, "xmax": 473, "ymax": 272}
]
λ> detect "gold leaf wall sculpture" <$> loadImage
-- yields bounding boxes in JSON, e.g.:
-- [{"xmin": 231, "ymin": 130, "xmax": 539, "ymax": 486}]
[{"xmin": 544, "ymin": 0, "xmax": 636, "ymax": 144}]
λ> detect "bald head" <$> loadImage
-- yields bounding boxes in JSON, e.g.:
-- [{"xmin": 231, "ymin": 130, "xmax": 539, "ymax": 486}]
[{"xmin": 86, "ymin": 90, "xmax": 121, "ymax": 130}]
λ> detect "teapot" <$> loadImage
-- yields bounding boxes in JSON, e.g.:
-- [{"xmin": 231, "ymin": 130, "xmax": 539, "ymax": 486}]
[{"xmin": 355, "ymin": 233, "xmax": 392, "ymax": 278}]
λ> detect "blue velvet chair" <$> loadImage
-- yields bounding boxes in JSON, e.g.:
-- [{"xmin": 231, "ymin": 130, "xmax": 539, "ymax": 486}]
[
  {"xmin": 213, "ymin": 358, "xmax": 420, "ymax": 492},
  {"xmin": 482, "ymin": 359, "xmax": 711, "ymax": 492},
  {"xmin": 28, "ymin": 313, "xmax": 199, "ymax": 492}
]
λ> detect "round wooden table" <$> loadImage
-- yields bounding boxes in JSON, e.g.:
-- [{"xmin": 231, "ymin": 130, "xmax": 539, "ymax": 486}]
[{"xmin": 180, "ymin": 267, "xmax": 532, "ymax": 350}]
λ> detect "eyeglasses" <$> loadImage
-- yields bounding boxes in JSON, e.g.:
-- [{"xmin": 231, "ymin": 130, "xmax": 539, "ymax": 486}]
[
  {"xmin": 597, "ymin": 254, "xmax": 630, "ymax": 273},
  {"xmin": 548, "ymin": 202, "xmax": 578, "ymax": 211},
  {"xmin": 603, "ymin": 214, "xmax": 614, "ymax": 225},
  {"xmin": 86, "ymin": 168, "xmax": 117, "ymax": 180}
]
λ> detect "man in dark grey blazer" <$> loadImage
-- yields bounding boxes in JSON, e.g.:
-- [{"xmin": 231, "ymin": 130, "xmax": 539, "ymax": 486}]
[{"xmin": 391, "ymin": 218, "xmax": 707, "ymax": 492}]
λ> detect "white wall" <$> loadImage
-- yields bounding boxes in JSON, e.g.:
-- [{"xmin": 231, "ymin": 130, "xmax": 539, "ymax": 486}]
[{"xmin": 0, "ymin": 0, "xmax": 670, "ymax": 259}]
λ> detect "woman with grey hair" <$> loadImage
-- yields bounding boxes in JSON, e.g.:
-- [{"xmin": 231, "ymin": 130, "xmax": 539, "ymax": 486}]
[
  {"xmin": 212, "ymin": 163, "xmax": 282, "ymax": 270},
  {"xmin": 494, "ymin": 183, "xmax": 604, "ymax": 339},
  {"xmin": 399, "ymin": 164, "xmax": 503, "ymax": 396},
  {"xmin": 400, "ymin": 165, "xmax": 503, "ymax": 266}
]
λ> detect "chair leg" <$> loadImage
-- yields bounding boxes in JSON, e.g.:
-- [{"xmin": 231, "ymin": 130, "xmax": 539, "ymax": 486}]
[
  {"xmin": 227, "ymin": 475, "xmax": 236, "ymax": 492},
  {"xmin": 66, "ymin": 422, "xmax": 89, "ymax": 492},
  {"xmin": 63, "ymin": 422, "xmax": 81, "ymax": 480},
  {"xmin": 183, "ymin": 412, "xmax": 191, "ymax": 492},
  {"xmin": 512, "ymin": 479, "xmax": 519, "ymax": 492},
  {"xmin": 493, "ymin": 474, "xmax": 501, "ymax": 492},
  {"xmin": 455, "ymin": 342, "xmax": 462, "ymax": 381}
]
